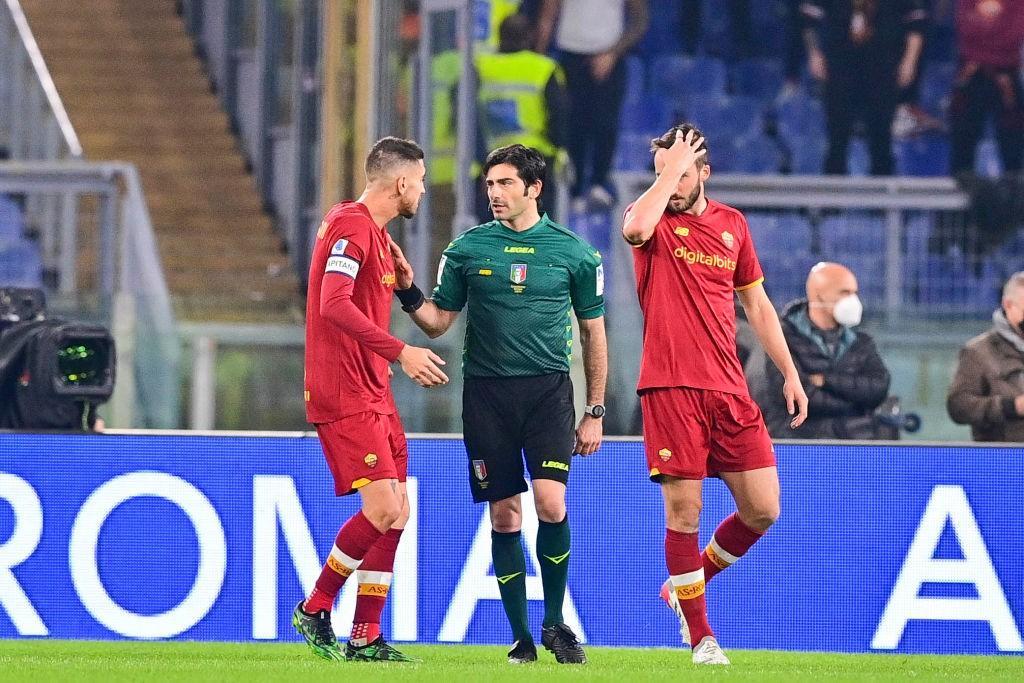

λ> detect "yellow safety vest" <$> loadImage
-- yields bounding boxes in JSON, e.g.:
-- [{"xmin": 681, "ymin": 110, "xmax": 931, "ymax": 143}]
[
  {"xmin": 475, "ymin": 50, "xmax": 563, "ymax": 158},
  {"xmin": 430, "ymin": 50, "xmax": 461, "ymax": 186},
  {"xmin": 477, "ymin": 0, "xmax": 522, "ymax": 52}
]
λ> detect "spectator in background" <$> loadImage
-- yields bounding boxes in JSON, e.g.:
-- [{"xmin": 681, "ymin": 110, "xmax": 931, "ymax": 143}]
[
  {"xmin": 476, "ymin": 15, "xmax": 568, "ymax": 210},
  {"xmin": 758, "ymin": 262, "xmax": 891, "ymax": 438},
  {"xmin": 948, "ymin": 0, "xmax": 1024, "ymax": 175},
  {"xmin": 678, "ymin": 0, "xmax": 753, "ymax": 58},
  {"xmin": 947, "ymin": 272, "xmax": 1024, "ymax": 442},
  {"xmin": 802, "ymin": 0, "xmax": 928, "ymax": 175},
  {"xmin": 536, "ymin": 0, "xmax": 648, "ymax": 211}
]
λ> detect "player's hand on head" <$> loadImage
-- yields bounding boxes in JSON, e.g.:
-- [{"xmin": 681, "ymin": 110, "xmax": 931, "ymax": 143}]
[
  {"xmin": 664, "ymin": 129, "xmax": 706, "ymax": 175},
  {"xmin": 573, "ymin": 415, "xmax": 603, "ymax": 456},
  {"xmin": 397, "ymin": 345, "xmax": 448, "ymax": 387},
  {"xmin": 387, "ymin": 233, "xmax": 415, "ymax": 289},
  {"xmin": 784, "ymin": 376, "xmax": 809, "ymax": 429}
]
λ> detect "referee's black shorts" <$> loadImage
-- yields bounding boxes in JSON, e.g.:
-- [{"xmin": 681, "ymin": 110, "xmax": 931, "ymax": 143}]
[{"xmin": 462, "ymin": 372, "xmax": 575, "ymax": 503}]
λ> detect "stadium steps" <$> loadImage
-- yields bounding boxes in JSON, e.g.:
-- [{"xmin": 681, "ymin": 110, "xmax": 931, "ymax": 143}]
[{"xmin": 20, "ymin": 0, "xmax": 302, "ymax": 323}]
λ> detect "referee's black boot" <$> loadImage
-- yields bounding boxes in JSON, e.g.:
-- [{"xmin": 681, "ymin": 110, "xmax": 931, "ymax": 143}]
[
  {"xmin": 507, "ymin": 638, "xmax": 538, "ymax": 664},
  {"xmin": 542, "ymin": 623, "xmax": 587, "ymax": 664}
]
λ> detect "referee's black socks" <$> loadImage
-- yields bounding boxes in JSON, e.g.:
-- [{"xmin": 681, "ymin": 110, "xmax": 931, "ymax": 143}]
[
  {"xmin": 537, "ymin": 516, "xmax": 571, "ymax": 628},
  {"xmin": 491, "ymin": 530, "xmax": 531, "ymax": 643}
]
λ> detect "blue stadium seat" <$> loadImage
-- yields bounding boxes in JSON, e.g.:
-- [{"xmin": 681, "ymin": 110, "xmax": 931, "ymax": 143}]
[
  {"xmin": 730, "ymin": 58, "xmax": 785, "ymax": 100},
  {"xmin": 895, "ymin": 134, "xmax": 950, "ymax": 177},
  {"xmin": 623, "ymin": 55, "xmax": 646, "ymax": 106},
  {"xmin": 839, "ymin": 254, "xmax": 885, "ymax": 306},
  {"xmin": 638, "ymin": 0, "xmax": 682, "ymax": 57},
  {"xmin": 919, "ymin": 61, "xmax": 956, "ymax": 116},
  {"xmin": 727, "ymin": 134, "xmax": 784, "ymax": 173},
  {"xmin": 649, "ymin": 55, "xmax": 728, "ymax": 100},
  {"xmin": 761, "ymin": 253, "xmax": 820, "ymax": 305},
  {"xmin": 788, "ymin": 133, "xmax": 827, "ymax": 174},
  {"xmin": 819, "ymin": 213, "xmax": 886, "ymax": 257},
  {"xmin": 677, "ymin": 95, "xmax": 763, "ymax": 145},
  {"xmin": 0, "ymin": 240, "xmax": 44, "ymax": 288},
  {"xmin": 746, "ymin": 212, "xmax": 813, "ymax": 256},
  {"xmin": 619, "ymin": 95, "xmax": 667, "ymax": 135},
  {"xmin": 614, "ymin": 132, "xmax": 656, "ymax": 171},
  {"xmin": 774, "ymin": 92, "xmax": 826, "ymax": 148},
  {"xmin": 0, "ymin": 196, "xmax": 25, "ymax": 241},
  {"xmin": 975, "ymin": 137, "xmax": 1003, "ymax": 178}
]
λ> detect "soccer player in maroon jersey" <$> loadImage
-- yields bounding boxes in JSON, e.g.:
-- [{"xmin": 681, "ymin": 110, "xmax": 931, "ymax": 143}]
[
  {"xmin": 622, "ymin": 125, "xmax": 808, "ymax": 665},
  {"xmin": 294, "ymin": 137, "xmax": 448, "ymax": 662}
]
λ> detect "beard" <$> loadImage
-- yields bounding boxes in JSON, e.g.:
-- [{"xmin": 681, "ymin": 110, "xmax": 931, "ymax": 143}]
[
  {"xmin": 398, "ymin": 194, "xmax": 419, "ymax": 219},
  {"xmin": 667, "ymin": 183, "xmax": 702, "ymax": 214}
]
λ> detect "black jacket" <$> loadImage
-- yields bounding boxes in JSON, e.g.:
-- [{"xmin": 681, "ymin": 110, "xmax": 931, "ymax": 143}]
[{"xmin": 757, "ymin": 299, "xmax": 890, "ymax": 438}]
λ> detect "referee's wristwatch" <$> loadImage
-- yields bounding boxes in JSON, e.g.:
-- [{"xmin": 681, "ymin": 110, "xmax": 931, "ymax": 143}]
[{"xmin": 584, "ymin": 404, "xmax": 606, "ymax": 419}]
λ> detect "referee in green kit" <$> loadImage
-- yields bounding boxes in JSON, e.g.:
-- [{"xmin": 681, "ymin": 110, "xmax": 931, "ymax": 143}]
[{"xmin": 388, "ymin": 144, "xmax": 607, "ymax": 665}]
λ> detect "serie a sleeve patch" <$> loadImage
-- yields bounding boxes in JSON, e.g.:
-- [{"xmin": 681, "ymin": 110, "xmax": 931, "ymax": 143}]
[{"xmin": 325, "ymin": 255, "xmax": 360, "ymax": 278}]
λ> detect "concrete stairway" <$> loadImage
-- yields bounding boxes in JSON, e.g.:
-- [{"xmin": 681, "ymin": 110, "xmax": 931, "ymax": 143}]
[{"xmin": 20, "ymin": 0, "xmax": 303, "ymax": 322}]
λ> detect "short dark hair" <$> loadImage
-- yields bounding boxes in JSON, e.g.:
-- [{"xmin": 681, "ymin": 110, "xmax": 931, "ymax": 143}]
[
  {"xmin": 650, "ymin": 123, "xmax": 710, "ymax": 168},
  {"xmin": 498, "ymin": 14, "xmax": 532, "ymax": 52},
  {"xmin": 365, "ymin": 136, "xmax": 424, "ymax": 180},
  {"xmin": 482, "ymin": 144, "xmax": 546, "ymax": 191}
]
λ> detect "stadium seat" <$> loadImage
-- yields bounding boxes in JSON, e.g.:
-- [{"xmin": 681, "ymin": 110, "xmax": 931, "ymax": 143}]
[
  {"xmin": 676, "ymin": 95, "xmax": 763, "ymax": 145},
  {"xmin": 895, "ymin": 134, "xmax": 950, "ymax": 177},
  {"xmin": 619, "ymin": 95, "xmax": 667, "ymax": 136},
  {"xmin": 0, "ymin": 240, "xmax": 44, "ymax": 288},
  {"xmin": 746, "ymin": 212, "xmax": 813, "ymax": 256},
  {"xmin": 0, "ymin": 196, "xmax": 25, "ymax": 241},
  {"xmin": 788, "ymin": 133, "xmax": 827, "ymax": 174},
  {"xmin": 623, "ymin": 55, "xmax": 646, "ymax": 106},
  {"xmin": 649, "ymin": 55, "xmax": 728, "ymax": 101},
  {"xmin": 819, "ymin": 212, "xmax": 886, "ymax": 257},
  {"xmin": 774, "ymin": 90, "xmax": 823, "ymax": 141},
  {"xmin": 727, "ymin": 134, "xmax": 784, "ymax": 173},
  {"xmin": 919, "ymin": 61, "xmax": 956, "ymax": 117},
  {"xmin": 975, "ymin": 137, "xmax": 1003, "ymax": 178},
  {"xmin": 729, "ymin": 58, "xmax": 785, "ymax": 100},
  {"xmin": 614, "ymin": 132, "xmax": 656, "ymax": 171}
]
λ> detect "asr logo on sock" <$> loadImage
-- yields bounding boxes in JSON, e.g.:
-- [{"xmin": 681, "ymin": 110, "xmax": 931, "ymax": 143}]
[
  {"xmin": 676, "ymin": 581, "xmax": 706, "ymax": 600},
  {"xmin": 541, "ymin": 460, "xmax": 569, "ymax": 472}
]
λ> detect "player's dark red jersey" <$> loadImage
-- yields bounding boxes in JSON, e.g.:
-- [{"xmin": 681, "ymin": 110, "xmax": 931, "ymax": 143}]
[
  {"xmin": 305, "ymin": 201, "xmax": 404, "ymax": 423},
  {"xmin": 631, "ymin": 198, "xmax": 764, "ymax": 397}
]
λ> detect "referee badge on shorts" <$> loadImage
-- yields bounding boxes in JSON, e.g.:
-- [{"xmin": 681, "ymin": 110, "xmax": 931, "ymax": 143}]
[{"xmin": 472, "ymin": 459, "xmax": 488, "ymax": 481}]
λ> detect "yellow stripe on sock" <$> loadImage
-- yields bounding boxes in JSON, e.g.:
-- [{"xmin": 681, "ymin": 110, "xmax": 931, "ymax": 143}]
[
  {"xmin": 357, "ymin": 583, "xmax": 390, "ymax": 597},
  {"xmin": 704, "ymin": 543, "xmax": 731, "ymax": 570},
  {"xmin": 675, "ymin": 580, "xmax": 705, "ymax": 600}
]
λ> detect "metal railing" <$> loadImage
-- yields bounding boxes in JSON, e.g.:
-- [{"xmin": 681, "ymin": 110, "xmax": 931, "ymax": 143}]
[
  {"xmin": 0, "ymin": 0, "xmax": 81, "ymax": 160},
  {"xmin": 613, "ymin": 173, "xmax": 973, "ymax": 323},
  {"xmin": 0, "ymin": 162, "xmax": 181, "ymax": 428}
]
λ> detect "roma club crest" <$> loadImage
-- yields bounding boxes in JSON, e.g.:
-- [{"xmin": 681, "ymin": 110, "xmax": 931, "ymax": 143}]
[{"xmin": 510, "ymin": 263, "xmax": 528, "ymax": 284}]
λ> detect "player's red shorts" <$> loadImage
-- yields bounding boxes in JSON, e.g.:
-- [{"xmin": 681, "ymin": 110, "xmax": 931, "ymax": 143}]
[
  {"xmin": 315, "ymin": 411, "xmax": 408, "ymax": 496},
  {"xmin": 640, "ymin": 386, "xmax": 775, "ymax": 480}
]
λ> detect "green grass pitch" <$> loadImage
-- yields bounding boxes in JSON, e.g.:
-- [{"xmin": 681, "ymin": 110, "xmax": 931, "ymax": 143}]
[{"xmin": 0, "ymin": 640, "xmax": 1020, "ymax": 681}]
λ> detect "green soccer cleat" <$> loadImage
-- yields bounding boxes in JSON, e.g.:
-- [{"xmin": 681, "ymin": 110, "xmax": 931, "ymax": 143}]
[
  {"xmin": 345, "ymin": 636, "xmax": 421, "ymax": 662},
  {"xmin": 292, "ymin": 600, "xmax": 345, "ymax": 661}
]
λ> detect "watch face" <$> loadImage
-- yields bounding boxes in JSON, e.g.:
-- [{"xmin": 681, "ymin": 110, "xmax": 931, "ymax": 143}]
[{"xmin": 589, "ymin": 405, "xmax": 605, "ymax": 418}]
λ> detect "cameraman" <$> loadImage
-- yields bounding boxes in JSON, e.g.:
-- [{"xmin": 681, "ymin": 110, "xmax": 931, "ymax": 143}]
[
  {"xmin": 947, "ymin": 272, "xmax": 1024, "ymax": 442},
  {"xmin": 757, "ymin": 262, "xmax": 891, "ymax": 438}
]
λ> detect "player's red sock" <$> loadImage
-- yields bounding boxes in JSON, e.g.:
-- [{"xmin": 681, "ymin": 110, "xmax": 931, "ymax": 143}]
[
  {"xmin": 350, "ymin": 527, "xmax": 403, "ymax": 646},
  {"xmin": 665, "ymin": 528, "xmax": 713, "ymax": 646},
  {"xmin": 304, "ymin": 511, "xmax": 383, "ymax": 613},
  {"xmin": 702, "ymin": 513, "xmax": 764, "ymax": 582}
]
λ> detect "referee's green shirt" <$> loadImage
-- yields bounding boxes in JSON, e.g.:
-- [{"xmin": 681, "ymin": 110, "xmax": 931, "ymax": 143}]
[{"xmin": 431, "ymin": 214, "xmax": 605, "ymax": 378}]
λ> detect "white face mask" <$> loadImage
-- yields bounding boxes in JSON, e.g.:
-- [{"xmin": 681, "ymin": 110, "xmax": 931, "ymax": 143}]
[{"xmin": 832, "ymin": 294, "xmax": 863, "ymax": 327}]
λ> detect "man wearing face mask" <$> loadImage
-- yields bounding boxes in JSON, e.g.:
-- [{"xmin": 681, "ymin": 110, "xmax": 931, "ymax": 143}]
[
  {"xmin": 947, "ymin": 271, "xmax": 1024, "ymax": 441},
  {"xmin": 759, "ymin": 262, "xmax": 891, "ymax": 438}
]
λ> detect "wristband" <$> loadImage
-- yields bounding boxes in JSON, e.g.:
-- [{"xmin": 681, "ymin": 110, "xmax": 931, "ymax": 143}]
[{"xmin": 395, "ymin": 283, "xmax": 425, "ymax": 312}]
